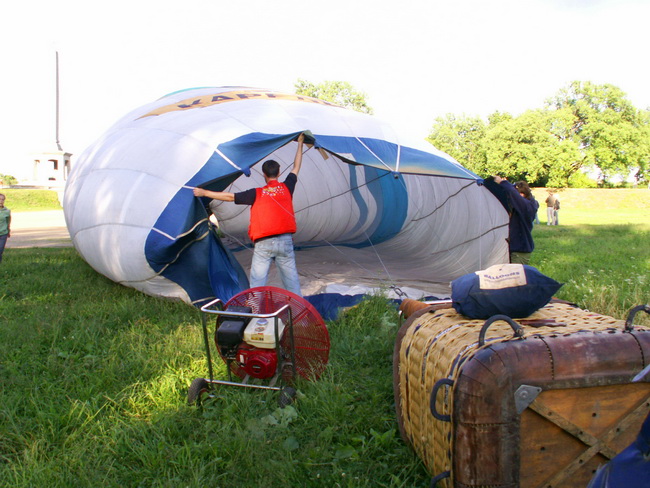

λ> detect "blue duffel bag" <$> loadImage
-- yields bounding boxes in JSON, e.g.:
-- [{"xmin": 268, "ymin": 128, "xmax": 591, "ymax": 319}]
[{"xmin": 451, "ymin": 263, "xmax": 562, "ymax": 319}]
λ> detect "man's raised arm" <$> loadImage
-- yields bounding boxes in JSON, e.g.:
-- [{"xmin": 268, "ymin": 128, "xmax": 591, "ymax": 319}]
[{"xmin": 291, "ymin": 133, "xmax": 305, "ymax": 176}]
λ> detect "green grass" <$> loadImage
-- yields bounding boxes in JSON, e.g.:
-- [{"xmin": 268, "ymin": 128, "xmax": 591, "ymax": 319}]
[
  {"xmin": 0, "ymin": 249, "xmax": 428, "ymax": 487},
  {"xmin": 531, "ymin": 224, "xmax": 649, "ymax": 325},
  {"xmin": 0, "ymin": 190, "xmax": 648, "ymax": 487},
  {"xmin": 0, "ymin": 189, "xmax": 62, "ymax": 211},
  {"xmin": 528, "ymin": 189, "xmax": 649, "ymax": 323}
]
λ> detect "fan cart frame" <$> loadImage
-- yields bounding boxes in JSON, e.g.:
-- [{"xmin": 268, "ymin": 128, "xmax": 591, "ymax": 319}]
[{"xmin": 188, "ymin": 296, "xmax": 298, "ymax": 407}]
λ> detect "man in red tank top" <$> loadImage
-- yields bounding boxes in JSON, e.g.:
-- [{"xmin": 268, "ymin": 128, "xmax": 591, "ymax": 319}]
[{"xmin": 193, "ymin": 133, "xmax": 305, "ymax": 296}]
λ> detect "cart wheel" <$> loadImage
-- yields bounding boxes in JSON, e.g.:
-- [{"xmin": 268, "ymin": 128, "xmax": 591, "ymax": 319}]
[
  {"xmin": 278, "ymin": 386, "xmax": 297, "ymax": 408},
  {"xmin": 188, "ymin": 378, "xmax": 210, "ymax": 406}
]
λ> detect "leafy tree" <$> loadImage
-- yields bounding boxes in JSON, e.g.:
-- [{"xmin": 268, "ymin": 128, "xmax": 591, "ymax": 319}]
[
  {"xmin": 568, "ymin": 170, "xmax": 598, "ymax": 188},
  {"xmin": 294, "ymin": 79, "xmax": 373, "ymax": 114},
  {"xmin": 546, "ymin": 81, "xmax": 650, "ymax": 184},
  {"xmin": 487, "ymin": 111, "xmax": 513, "ymax": 126},
  {"xmin": 426, "ymin": 114, "xmax": 487, "ymax": 175},
  {"xmin": 427, "ymin": 107, "xmax": 585, "ymax": 186},
  {"xmin": 0, "ymin": 174, "xmax": 18, "ymax": 186},
  {"xmin": 483, "ymin": 108, "xmax": 582, "ymax": 186}
]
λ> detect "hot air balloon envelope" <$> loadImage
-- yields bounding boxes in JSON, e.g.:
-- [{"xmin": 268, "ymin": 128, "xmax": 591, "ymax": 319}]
[{"xmin": 64, "ymin": 87, "xmax": 508, "ymax": 305}]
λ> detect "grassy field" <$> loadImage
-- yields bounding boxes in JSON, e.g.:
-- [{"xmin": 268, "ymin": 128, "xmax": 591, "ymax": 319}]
[
  {"xmin": 531, "ymin": 188, "xmax": 649, "ymax": 226},
  {"xmin": 529, "ymin": 188, "xmax": 648, "ymax": 322},
  {"xmin": 531, "ymin": 225, "xmax": 648, "ymax": 323},
  {"xmin": 0, "ymin": 252, "xmax": 425, "ymax": 487},
  {"xmin": 0, "ymin": 189, "xmax": 648, "ymax": 487},
  {"xmin": 0, "ymin": 189, "xmax": 62, "ymax": 212}
]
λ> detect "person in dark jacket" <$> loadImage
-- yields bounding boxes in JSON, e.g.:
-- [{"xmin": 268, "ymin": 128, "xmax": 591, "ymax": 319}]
[{"xmin": 484, "ymin": 176, "xmax": 539, "ymax": 265}]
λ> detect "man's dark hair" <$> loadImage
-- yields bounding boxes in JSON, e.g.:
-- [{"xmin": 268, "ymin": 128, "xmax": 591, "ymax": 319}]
[{"xmin": 262, "ymin": 160, "xmax": 280, "ymax": 178}]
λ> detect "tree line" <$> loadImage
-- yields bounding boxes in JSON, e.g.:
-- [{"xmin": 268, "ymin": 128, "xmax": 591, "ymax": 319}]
[{"xmin": 296, "ymin": 80, "xmax": 650, "ymax": 188}]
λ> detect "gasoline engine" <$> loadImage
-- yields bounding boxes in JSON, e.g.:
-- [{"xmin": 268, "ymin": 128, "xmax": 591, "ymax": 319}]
[{"xmin": 216, "ymin": 307, "xmax": 286, "ymax": 380}]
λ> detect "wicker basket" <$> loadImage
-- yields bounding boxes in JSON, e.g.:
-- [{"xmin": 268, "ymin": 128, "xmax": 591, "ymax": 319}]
[{"xmin": 393, "ymin": 301, "xmax": 650, "ymax": 487}]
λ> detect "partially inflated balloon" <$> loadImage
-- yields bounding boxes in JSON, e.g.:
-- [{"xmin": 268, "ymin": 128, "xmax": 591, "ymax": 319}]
[{"xmin": 64, "ymin": 87, "xmax": 508, "ymax": 305}]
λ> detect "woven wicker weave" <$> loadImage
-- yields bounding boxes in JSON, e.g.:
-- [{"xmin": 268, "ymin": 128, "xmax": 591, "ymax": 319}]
[{"xmin": 396, "ymin": 301, "xmax": 632, "ymax": 485}]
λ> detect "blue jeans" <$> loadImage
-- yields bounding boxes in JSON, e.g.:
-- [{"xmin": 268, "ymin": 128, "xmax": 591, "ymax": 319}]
[
  {"xmin": 0, "ymin": 233, "xmax": 7, "ymax": 264},
  {"xmin": 249, "ymin": 234, "xmax": 302, "ymax": 296}
]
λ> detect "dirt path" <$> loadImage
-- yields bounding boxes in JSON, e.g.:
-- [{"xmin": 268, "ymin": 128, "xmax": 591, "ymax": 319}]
[{"xmin": 6, "ymin": 210, "xmax": 72, "ymax": 248}]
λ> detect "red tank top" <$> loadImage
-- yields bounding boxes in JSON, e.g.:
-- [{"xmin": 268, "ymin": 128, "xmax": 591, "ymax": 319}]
[{"xmin": 248, "ymin": 180, "xmax": 296, "ymax": 242}]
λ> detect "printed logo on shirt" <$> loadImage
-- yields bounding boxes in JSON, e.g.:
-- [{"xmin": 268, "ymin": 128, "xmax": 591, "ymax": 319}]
[{"xmin": 262, "ymin": 186, "xmax": 286, "ymax": 198}]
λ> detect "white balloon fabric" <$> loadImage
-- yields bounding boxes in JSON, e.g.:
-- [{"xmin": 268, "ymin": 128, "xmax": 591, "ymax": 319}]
[{"xmin": 64, "ymin": 87, "xmax": 509, "ymax": 305}]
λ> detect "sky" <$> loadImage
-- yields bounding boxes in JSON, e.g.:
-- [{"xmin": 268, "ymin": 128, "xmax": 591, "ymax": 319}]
[{"xmin": 1, "ymin": 0, "xmax": 649, "ymax": 181}]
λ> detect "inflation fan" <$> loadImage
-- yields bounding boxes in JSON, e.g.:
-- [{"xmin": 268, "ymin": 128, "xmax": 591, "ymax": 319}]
[{"xmin": 188, "ymin": 286, "xmax": 330, "ymax": 407}]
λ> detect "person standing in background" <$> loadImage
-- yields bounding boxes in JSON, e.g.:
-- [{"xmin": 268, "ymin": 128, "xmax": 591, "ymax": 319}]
[
  {"xmin": 545, "ymin": 190, "xmax": 558, "ymax": 225},
  {"xmin": 0, "ymin": 193, "xmax": 11, "ymax": 264},
  {"xmin": 552, "ymin": 194, "xmax": 560, "ymax": 225}
]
